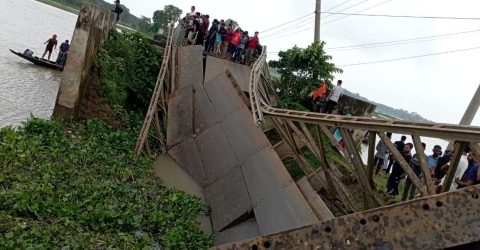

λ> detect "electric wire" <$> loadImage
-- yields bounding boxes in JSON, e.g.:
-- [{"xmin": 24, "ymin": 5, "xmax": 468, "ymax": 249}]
[
  {"xmin": 320, "ymin": 12, "xmax": 480, "ymax": 21},
  {"xmin": 260, "ymin": 12, "xmax": 314, "ymax": 34},
  {"xmin": 322, "ymin": 0, "xmax": 393, "ymax": 25},
  {"xmin": 339, "ymin": 46, "xmax": 480, "ymax": 67}
]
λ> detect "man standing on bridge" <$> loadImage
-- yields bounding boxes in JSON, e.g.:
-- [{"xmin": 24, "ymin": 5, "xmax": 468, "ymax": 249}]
[
  {"xmin": 112, "ymin": 0, "xmax": 123, "ymax": 22},
  {"xmin": 325, "ymin": 80, "xmax": 344, "ymax": 114}
]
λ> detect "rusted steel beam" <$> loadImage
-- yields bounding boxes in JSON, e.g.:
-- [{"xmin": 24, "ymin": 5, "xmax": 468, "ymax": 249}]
[
  {"xmin": 411, "ymin": 135, "xmax": 435, "ymax": 195},
  {"xmin": 213, "ymin": 186, "xmax": 480, "ymax": 250},
  {"xmin": 442, "ymin": 142, "xmax": 467, "ymax": 192},
  {"xmin": 339, "ymin": 128, "xmax": 382, "ymax": 208},
  {"xmin": 319, "ymin": 126, "xmax": 352, "ymax": 164},
  {"xmin": 260, "ymin": 105, "xmax": 480, "ymax": 142},
  {"xmin": 378, "ymin": 132, "xmax": 428, "ymax": 197}
]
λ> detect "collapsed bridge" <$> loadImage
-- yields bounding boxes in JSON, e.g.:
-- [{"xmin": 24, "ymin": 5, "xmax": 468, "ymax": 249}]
[{"xmin": 134, "ymin": 26, "xmax": 480, "ymax": 249}]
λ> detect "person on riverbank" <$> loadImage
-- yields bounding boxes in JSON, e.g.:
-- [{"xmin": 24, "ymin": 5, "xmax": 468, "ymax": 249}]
[
  {"xmin": 311, "ymin": 80, "xmax": 327, "ymax": 112},
  {"xmin": 387, "ymin": 143, "xmax": 413, "ymax": 196},
  {"xmin": 427, "ymin": 145, "xmax": 443, "ymax": 173},
  {"xmin": 385, "ymin": 135, "xmax": 407, "ymax": 174},
  {"xmin": 112, "ymin": 0, "xmax": 123, "ymax": 22},
  {"xmin": 325, "ymin": 80, "xmax": 344, "ymax": 114},
  {"xmin": 455, "ymin": 151, "xmax": 479, "ymax": 189},
  {"xmin": 55, "ymin": 40, "xmax": 69, "ymax": 66},
  {"xmin": 401, "ymin": 142, "xmax": 426, "ymax": 201},
  {"xmin": 374, "ymin": 132, "xmax": 392, "ymax": 175},
  {"xmin": 41, "ymin": 34, "xmax": 57, "ymax": 61}
]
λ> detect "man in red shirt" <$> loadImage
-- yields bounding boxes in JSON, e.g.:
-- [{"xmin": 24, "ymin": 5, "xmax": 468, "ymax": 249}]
[
  {"xmin": 222, "ymin": 25, "xmax": 233, "ymax": 59},
  {"xmin": 245, "ymin": 31, "xmax": 259, "ymax": 65},
  {"xmin": 228, "ymin": 27, "xmax": 242, "ymax": 60}
]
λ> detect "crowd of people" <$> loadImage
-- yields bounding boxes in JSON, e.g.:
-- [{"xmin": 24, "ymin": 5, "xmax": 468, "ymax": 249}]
[
  {"xmin": 180, "ymin": 6, "xmax": 262, "ymax": 65},
  {"xmin": 373, "ymin": 134, "xmax": 479, "ymax": 200},
  {"xmin": 308, "ymin": 79, "xmax": 345, "ymax": 114}
]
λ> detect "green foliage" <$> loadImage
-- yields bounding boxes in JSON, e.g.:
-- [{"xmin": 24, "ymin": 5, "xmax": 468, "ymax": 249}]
[
  {"xmin": 95, "ymin": 30, "xmax": 162, "ymax": 114},
  {"xmin": 269, "ymin": 42, "xmax": 342, "ymax": 104},
  {"xmin": 225, "ymin": 19, "xmax": 239, "ymax": 28},
  {"xmin": 0, "ymin": 118, "xmax": 213, "ymax": 249},
  {"xmin": 152, "ymin": 5, "xmax": 183, "ymax": 33}
]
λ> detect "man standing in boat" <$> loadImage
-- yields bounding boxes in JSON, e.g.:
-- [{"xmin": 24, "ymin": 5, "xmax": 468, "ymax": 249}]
[
  {"xmin": 41, "ymin": 34, "xmax": 57, "ymax": 61},
  {"xmin": 56, "ymin": 40, "xmax": 69, "ymax": 66}
]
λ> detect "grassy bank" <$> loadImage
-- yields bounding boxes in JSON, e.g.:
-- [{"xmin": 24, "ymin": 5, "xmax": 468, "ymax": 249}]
[
  {"xmin": 0, "ymin": 118, "xmax": 212, "ymax": 249},
  {"xmin": 36, "ymin": 0, "xmax": 79, "ymax": 15}
]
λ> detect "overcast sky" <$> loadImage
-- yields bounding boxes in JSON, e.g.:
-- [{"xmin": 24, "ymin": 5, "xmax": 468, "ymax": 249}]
[{"xmin": 119, "ymin": 0, "xmax": 480, "ymax": 125}]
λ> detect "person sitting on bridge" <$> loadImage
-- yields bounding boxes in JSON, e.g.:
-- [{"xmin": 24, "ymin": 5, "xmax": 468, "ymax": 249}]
[
  {"xmin": 55, "ymin": 40, "xmax": 69, "ymax": 66},
  {"xmin": 112, "ymin": 0, "xmax": 123, "ymax": 22},
  {"xmin": 41, "ymin": 34, "xmax": 57, "ymax": 61}
]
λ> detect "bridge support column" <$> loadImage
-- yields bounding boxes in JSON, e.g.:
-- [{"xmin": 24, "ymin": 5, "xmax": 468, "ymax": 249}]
[{"xmin": 53, "ymin": 5, "xmax": 116, "ymax": 120}]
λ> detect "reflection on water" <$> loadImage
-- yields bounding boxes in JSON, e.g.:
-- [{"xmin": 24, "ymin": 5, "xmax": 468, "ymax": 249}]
[{"xmin": 0, "ymin": 0, "xmax": 77, "ymax": 127}]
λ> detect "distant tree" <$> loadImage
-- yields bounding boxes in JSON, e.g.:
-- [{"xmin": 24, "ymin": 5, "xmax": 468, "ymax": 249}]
[
  {"xmin": 138, "ymin": 16, "xmax": 152, "ymax": 33},
  {"xmin": 225, "ymin": 19, "xmax": 239, "ymax": 28},
  {"xmin": 152, "ymin": 5, "xmax": 182, "ymax": 33},
  {"xmin": 269, "ymin": 42, "xmax": 342, "ymax": 104}
]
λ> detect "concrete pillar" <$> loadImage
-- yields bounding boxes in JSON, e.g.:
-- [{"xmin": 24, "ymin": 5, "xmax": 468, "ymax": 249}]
[{"xmin": 53, "ymin": 5, "xmax": 117, "ymax": 120}]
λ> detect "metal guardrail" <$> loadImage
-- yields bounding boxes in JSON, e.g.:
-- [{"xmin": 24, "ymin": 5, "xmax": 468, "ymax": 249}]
[{"xmin": 135, "ymin": 25, "xmax": 184, "ymax": 155}]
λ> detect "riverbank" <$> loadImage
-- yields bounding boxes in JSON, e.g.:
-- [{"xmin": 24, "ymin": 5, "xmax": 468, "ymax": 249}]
[{"xmin": 35, "ymin": 0, "xmax": 138, "ymax": 34}]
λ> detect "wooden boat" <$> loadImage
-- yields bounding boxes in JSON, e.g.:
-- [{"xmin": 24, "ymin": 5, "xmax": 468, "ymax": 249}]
[{"xmin": 9, "ymin": 49, "xmax": 63, "ymax": 71}]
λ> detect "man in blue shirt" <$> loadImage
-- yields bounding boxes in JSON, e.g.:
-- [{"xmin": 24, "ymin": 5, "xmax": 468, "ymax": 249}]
[
  {"xmin": 426, "ymin": 145, "xmax": 442, "ymax": 173},
  {"xmin": 455, "ymin": 152, "xmax": 479, "ymax": 189}
]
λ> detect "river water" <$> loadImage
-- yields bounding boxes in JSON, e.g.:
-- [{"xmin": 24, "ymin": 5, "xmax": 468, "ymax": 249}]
[{"xmin": 0, "ymin": 0, "xmax": 77, "ymax": 128}]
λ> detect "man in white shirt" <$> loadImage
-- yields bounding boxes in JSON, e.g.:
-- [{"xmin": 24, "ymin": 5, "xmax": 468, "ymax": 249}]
[
  {"xmin": 187, "ymin": 6, "xmax": 196, "ymax": 16},
  {"xmin": 325, "ymin": 80, "xmax": 344, "ymax": 114}
]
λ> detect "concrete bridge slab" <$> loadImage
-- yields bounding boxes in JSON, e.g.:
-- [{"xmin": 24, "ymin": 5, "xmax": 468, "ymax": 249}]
[
  {"xmin": 204, "ymin": 73, "xmax": 245, "ymax": 121},
  {"xmin": 204, "ymin": 56, "xmax": 251, "ymax": 92},
  {"xmin": 167, "ymin": 86, "xmax": 193, "ymax": 148},
  {"xmin": 194, "ymin": 124, "xmax": 238, "ymax": 184},
  {"xmin": 168, "ymin": 138, "xmax": 207, "ymax": 187},
  {"xmin": 204, "ymin": 166, "xmax": 252, "ymax": 232}
]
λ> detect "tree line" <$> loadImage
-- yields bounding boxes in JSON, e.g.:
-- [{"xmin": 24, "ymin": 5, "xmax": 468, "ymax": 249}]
[{"xmin": 46, "ymin": 0, "xmax": 184, "ymax": 34}]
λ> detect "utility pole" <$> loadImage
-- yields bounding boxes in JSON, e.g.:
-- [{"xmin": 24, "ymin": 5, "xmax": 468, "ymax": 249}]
[{"xmin": 314, "ymin": 0, "xmax": 321, "ymax": 43}]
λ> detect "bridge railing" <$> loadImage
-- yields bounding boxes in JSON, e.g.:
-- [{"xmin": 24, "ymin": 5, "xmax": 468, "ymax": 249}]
[{"xmin": 134, "ymin": 24, "xmax": 184, "ymax": 155}]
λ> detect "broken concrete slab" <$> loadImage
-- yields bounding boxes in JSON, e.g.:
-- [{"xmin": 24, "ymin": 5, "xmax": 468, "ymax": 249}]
[
  {"xmin": 152, "ymin": 154, "xmax": 212, "ymax": 234},
  {"xmin": 168, "ymin": 138, "xmax": 207, "ymax": 187},
  {"xmin": 194, "ymin": 124, "xmax": 238, "ymax": 184},
  {"xmin": 204, "ymin": 73, "xmax": 245, "ymax": 121},
  {"xmin": 213, "ymin": 218, "xmax": 260, "ymax": 246},
  {"xmin": 253, "ymin": 182, "xmax": 319, "ymax": 235},
  {"xmin": 177, "ymin": 45, "xmax": 204, "ymax": 89},
  {"xmin": 166, "ymin": 86, "xmax": 193, "ymax": 148},
  {"xmin": 204, "ymin": 56, "xmax": 250, "ymax": 92},
  {"xmin": 240, "ymin": 147, "xmax": 294, "ymax": 205},
  {"xmin": 193, "ymin": 84, "xmax": 219, "ymax": 136},
  {"xmin": 204, "ymin": 166, "xmax": 252, "ymax": 232},
  {"xmin": 221, "ymin": 108, "xmax": 271, "ymax": 164}
]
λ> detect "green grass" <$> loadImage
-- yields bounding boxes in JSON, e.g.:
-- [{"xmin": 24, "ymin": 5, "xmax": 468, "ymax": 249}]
[
  {"xmin": 0, "ymin": 118, "xmax": 213, "ymax": 249},
  {"xmin": 36, "ymin": 0, "xmax": 79, "ymax": 14}
]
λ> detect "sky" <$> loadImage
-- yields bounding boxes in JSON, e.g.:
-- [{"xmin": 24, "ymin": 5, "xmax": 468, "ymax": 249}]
[{"xmin": 118, "ymin": 0, "xmax": 480, "ymax": 126}]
